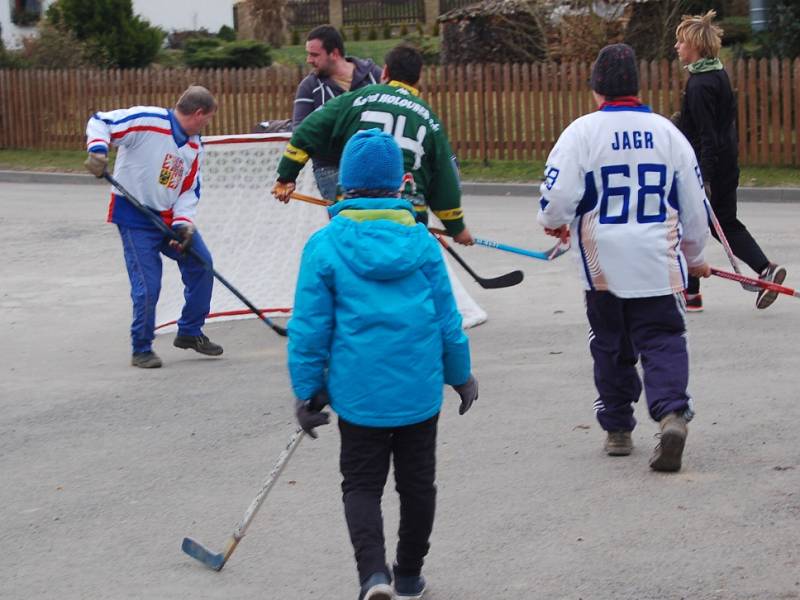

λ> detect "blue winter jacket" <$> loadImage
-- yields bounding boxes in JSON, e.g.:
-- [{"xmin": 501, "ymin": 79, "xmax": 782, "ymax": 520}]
[{"xmin": 287, "ymin": 197, "xmax": 471, "ymax": 428}]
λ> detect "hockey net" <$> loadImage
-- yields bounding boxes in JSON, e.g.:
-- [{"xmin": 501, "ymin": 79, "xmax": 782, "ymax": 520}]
[
  {"xmin": 155, "ymin": 133, "xmax": 328, "ymax": 331},
  {"xmin": 155, "ymin": 133, "xmax": 486, "ymax": 331}
]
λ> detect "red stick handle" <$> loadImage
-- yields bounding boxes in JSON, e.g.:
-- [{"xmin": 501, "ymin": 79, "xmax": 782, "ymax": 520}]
[{"xmin": 710, "ymin": 268, "xmax": 799, "ymax": 299}]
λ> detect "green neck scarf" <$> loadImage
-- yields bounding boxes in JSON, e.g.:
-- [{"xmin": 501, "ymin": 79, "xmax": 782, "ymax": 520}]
[{"xmin": 687, "ymin": 57, "xmax": 724, "ymax": 74}]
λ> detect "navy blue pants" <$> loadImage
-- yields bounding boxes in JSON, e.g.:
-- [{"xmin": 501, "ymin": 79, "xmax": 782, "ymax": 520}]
[
  {"xmin": 118, "ymin": 225, "xmax": 213, "ymax": 354},
  {"xmin": 585, "ymin": 291, "xmax": 693, "ymax": 432},
  {"xmin": 339, "ymin": 414, "xmax": 438, "ymax": 585}
]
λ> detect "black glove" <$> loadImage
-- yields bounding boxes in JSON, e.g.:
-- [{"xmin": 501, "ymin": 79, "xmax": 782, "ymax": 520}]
[
  {"xmin": 453, "ymin": 374, "xmax": 478, "ymax": 415},
  {"xmin": 295, "ymin": 389, "xmax": 330, "ymax": 438},
  {"xmin": 169, "ymin": 223, "xmax": 195, "ymax": 254}
]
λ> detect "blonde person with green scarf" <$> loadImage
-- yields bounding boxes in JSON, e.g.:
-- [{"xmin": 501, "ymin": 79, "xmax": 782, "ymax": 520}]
[{"xmin": 674, "ymin": 10, "xmax": 786, "ymax": 312}]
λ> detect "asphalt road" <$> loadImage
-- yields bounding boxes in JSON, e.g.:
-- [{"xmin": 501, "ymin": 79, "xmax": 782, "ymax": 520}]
[{"xmin": 1, "ymin": 182, "xmax": 798, "ymax": 600}]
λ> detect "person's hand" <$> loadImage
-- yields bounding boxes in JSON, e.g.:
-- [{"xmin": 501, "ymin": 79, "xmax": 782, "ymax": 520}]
[
  {"xmin": 688, "ymin": 262, "xmax": 711, "ymax": 278},
  {"xmin": 272, "ymin": 180, "xmax": 296, "ymax": 204},
  {"xmin": 544, "ymin": 224, "xmax": 570, "ymax": 244},
  {"xmin": 295, "ymin": 389, "xmax": 330, "ymax": 438},
  {"xmin": 453, "ymin": 227, "xmax": 474, "ymax": 246},
  {"xmin": 453, "ymin": 374, "xmax": 478, "ymax": 415},
  {"xmin": 169, "ymin": 223, "xmax": 195, "ymax": 254},
  {"xmin": 703, "ymin": 182, "xmax": 712, "ymax": 200},
  {"xmin": 84, "ymin": 152, "xmax": 108, "ymax": 178}
]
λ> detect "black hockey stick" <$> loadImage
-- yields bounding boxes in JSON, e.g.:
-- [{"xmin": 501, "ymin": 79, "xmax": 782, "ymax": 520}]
[
  {"xmin": 103, "ymin": 173, "xmax": 287, "ymax": 337},
  {"xmin": 432, "ymin": 231, "xmax": 524, "ymax": 289}
]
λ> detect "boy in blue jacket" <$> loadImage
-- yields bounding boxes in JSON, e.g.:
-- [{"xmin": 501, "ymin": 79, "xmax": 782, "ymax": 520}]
[{"xmin": 287, "ymin": 129, "xmax": 478, "ymax": 600}]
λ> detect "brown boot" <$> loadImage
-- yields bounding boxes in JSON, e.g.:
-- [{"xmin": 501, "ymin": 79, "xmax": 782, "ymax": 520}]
[
  {"xmin": 649, "ymin": 412, "xmax": 688, "ymax": 472},
  {"xmin": 604, "ymin": 431, "xmax": 633, "ymax": 456}
]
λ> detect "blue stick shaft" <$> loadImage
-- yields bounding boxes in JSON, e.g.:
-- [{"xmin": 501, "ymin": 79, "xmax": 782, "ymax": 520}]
[{"xmin": 474, "ymin": 238, "xmax": 550, "ymax": 260}]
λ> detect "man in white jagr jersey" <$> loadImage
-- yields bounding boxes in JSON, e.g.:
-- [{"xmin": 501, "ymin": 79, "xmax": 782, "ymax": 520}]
[
  {"xmin": 537, "ymin": 44, "xmax": 710, "ymax": 472},
  {"xmin": 84, "ymin": 86, "xmax": 223, "ymax": 369}
]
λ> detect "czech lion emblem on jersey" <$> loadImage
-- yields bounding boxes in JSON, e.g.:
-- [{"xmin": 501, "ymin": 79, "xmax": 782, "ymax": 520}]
[{"xmin": 159, "ymin": 153, "xmax": 185, "ymax": 189}]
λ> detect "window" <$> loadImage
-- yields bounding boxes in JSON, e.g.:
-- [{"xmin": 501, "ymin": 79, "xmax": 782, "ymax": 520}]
[{"xmin": 11, "ymin": 0, "xmax": 43, "ymax": 27}]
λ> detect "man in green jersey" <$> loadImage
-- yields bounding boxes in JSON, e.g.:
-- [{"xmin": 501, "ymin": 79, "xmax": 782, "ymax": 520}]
[{"xmin": 272, "ymin": 44, "xmax": 474, "ymax": 245}]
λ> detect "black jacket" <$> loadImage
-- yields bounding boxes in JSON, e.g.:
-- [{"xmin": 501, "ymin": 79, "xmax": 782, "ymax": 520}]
[
  {"xmin": 292, "ymin": 57, "xmax": 382, "ymax": 168},
  {"xmin": 678, "ymin": 68, "xmax": 738, "ymax": 183}
]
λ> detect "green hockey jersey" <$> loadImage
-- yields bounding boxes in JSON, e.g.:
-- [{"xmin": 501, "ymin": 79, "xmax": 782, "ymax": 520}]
[{"xmin": 276, "ymin": 80, "xmax": 464, "ymax": 235}]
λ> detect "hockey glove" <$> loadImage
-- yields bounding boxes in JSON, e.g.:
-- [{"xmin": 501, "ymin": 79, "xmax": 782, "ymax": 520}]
[
  {"xmin": 271, "ymin": 180, "xmax": 296, "ymax": 204},
  {"xmin": 296, "ymin": 389, "xmax": 330, "ymax": 438},
  {"xmin": 84, "ymin": 152, "xmax": 108, "ymax": 178},
  {"xmin": 169, "ymin": 223, "xmax": 195, "ymax": 254},
  {"xmin": 453, "ymin": 374, "xmax": 479, "ymax": 415}
]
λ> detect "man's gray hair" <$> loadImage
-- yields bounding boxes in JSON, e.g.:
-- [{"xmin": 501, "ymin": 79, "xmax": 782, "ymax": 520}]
[{"xmin": 176, "ymin": 85, "xmax": 217, "ymax": 114}]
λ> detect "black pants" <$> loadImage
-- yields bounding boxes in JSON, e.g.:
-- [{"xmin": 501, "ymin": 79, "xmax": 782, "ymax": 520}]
[
  {"xmin": 339, "ymin": 414, "xmax": 438, "ymax": 585},
  {"xmin": 687, "ymin": 166, "xmax": 769, "ymax": 294}
]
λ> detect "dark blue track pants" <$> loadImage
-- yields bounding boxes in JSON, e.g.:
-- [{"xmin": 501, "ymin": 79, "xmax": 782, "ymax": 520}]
[
  {"xmin": 118, "ymin": 225, "xmax": 213, "ymax": 354},
  {"xmin": 585, "ymin": 291, "xmax": 693, "ymax": 432}
]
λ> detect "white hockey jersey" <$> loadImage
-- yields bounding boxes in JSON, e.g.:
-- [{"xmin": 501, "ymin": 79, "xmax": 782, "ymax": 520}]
[
  {"xmin": 86, "ymin": 106, "xmax": 203, "ymax": 228},
  {"xmin": 537, "ymin": 104, "xmax": 709, "ymax": 298}
]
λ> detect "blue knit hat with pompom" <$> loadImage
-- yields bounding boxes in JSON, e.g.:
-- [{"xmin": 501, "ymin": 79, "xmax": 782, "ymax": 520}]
[{"xmin": 339, "ymin": 129, "xmax": 404, "ymax": 193}]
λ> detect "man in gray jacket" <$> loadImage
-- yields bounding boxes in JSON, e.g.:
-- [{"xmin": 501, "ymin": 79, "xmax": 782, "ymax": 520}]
[{"xmin": 293, "ymin": 25, "xmax": 382, "ymax": 200}]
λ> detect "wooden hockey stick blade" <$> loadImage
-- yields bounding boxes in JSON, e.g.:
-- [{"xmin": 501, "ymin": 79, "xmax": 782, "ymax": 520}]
[
  {"xmin": 433, "ymin": 232, "xmax": 524, "ymax": 289},
  {"xmin": 710, "ymin": 268, "xmax": 800, "ymax": 300},
  {"xmin": 290, "ymin": 191, "xmax": 332, "ymax": 207}
]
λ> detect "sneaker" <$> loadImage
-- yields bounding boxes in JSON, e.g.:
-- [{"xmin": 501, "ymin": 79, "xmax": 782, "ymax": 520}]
[
  {"xmin": 683, "ymin": 292, "xmax": 703, "ymax": 312},
  {"xmin": 649, "ymin": 412, "xmax": 688, "ymax": 472},
  {"xmin": 756, "ymin": 263, "xmax": 787, "ymax": 310},
  {"xmin": 173, "ymin": 334, "xmax": 223, "ymax": 356},
  {"xmin": 358, "ymin": 572, "xmax": 393, "ymax": 600},
  {"xmin": 604, "ymin": 431, "xmax": 633, "ymax": 456},
  {"xmin": 394, "ymin": 573, "xmax": 427, "ymax": 599},
  {"xmin": 131, "ymin": 351, "xmax": 162, "ymax": 369}
]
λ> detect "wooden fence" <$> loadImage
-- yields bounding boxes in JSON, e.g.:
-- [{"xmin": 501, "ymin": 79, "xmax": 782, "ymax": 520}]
[{"xmin": 1, "ymin": 58, "xmax": 799, "ymax": 166}]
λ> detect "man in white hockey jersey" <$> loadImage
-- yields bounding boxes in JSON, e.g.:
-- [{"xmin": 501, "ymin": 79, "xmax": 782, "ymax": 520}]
[
  {"xmin": 84, "ymin": 85, "xmax": 222, "ymax": 369},
  {"xmin": 538, "ymin": 44, "xmax": 710, "ymax": 472}
]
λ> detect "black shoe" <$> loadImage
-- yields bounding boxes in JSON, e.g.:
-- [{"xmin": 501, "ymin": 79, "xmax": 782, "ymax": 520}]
[
  {"xmin": 756, "ymin": 263, "xmax": 787, "ymax": 310},
  {"xmin": 358, "ymin": 572, "xmax": 393, "ymax": 600},
  {"xmin": 394, "ymin": 573, "xmax": 427, "ymax": 599},
  {"xmin": 131, "ymin": 351, "xmax": 162, "ymax": 368},
  {"xmin": 173, "ymin": 334, "xmax": 223, "ymax": 356}
]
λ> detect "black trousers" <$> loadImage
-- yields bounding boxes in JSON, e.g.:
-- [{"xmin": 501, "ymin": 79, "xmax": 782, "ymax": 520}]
[
  {"xmin": 687, "ymin": 165, "xmax": 769, "ymax": 294},
  {"xmin": 339, "ymin": 414, "xmax": 438, "ymax": 585}
]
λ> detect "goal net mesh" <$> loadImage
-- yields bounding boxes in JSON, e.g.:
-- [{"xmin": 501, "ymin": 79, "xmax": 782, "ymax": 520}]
[
  {"xmin": 155, "ymin": 133, "xmax": 328, "ymax": 331},
  {"xmin": 155, "ymin": 133, "xmax": 486, "ymax": 332}
]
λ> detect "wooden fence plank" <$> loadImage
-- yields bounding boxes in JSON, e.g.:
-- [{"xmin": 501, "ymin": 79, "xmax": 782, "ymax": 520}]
[{"xmin": 781, "ymin": 59, "xmax": 791, "ymax": 166}]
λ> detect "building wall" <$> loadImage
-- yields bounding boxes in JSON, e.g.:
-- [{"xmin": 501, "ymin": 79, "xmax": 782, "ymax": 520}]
[{"xmin": 1, "ymin": 0, "xmax": 54, "ymax": 49}]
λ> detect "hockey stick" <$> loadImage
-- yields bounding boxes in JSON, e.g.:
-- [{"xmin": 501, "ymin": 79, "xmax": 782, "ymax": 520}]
[
  {"xmin": 710, "ymin": 268, "xmax": 799, "ymax": 301},
  {"xmin": 431, "ymin": 231, "xmax": 524, "ymax": 289},
  {"xmin": 429, "ymin": 228, "xmax": 569, "ymax": 261},
  {"xmin": 103, "ymin": 173, "xmax": 287, "ymax": 337},
  {"xmin": 705, "ymin": 201, "xmax": 759, "ymax": 292},
  {"xmin": 290, "ymin": 191, "xmax": 332, "ymax": 207},
  {"xmin": 182, "ymin": 428, "xmax": 305, "ymax": 571}
]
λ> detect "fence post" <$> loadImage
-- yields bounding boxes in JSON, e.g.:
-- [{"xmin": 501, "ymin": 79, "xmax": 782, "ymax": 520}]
[
  {"xmin": 424, "ymin": 0, "xmax": 440, "ymax": 31},
  {"xmin": 330, "ymin": 0, "xmax": 343, "ymax": 29}
]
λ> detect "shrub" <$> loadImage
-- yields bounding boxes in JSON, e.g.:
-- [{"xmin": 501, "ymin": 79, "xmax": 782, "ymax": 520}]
[
  {"xmin": 291, "ymin": 29, "xmax": 300, "ymax": 45},
  {"xmin": 185, "ymin": 39, "xmax": 272, "ymax": 68},
  {"xmin": 218, "ymin": 25, "xmax": 236, "ymax": 42},
  {"xmin": 431, "ymin": 21, "xmax": 440, "ymax": 37},
  {"xmin": 46, "ymin": 0, "xmax": 163, "ymax": 67},
  {"xmin": 719, "ymin": 17, "xmax": 751, "ymax": 46},
  {"xmin": 167, "ymin": 29, "xmax": 212, "ymax": 49},
  {"xmin": 352, "ymin": 24, "xmax": 361, "ymax": 41},
  {"xmin": 399, "ymin": 23, "xmax": 408, "ymax": 37},
  {"xmin": 402, "ymin": 33, "xmax": 439, "ymax": 65},
  {"xmin": 415, "ymin": 22, "xmax": 424, "ymax": 36},
  {"xmin": 382, "ymin": 22, "xmax": 392, "ymax": 39},
  {"xmin": 368, "ymin": 26, "xmax": 378, "ymax": 41},
  {"xmin": 20, "ymin": 23, "xmax": 92, "ymax": 67}
]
